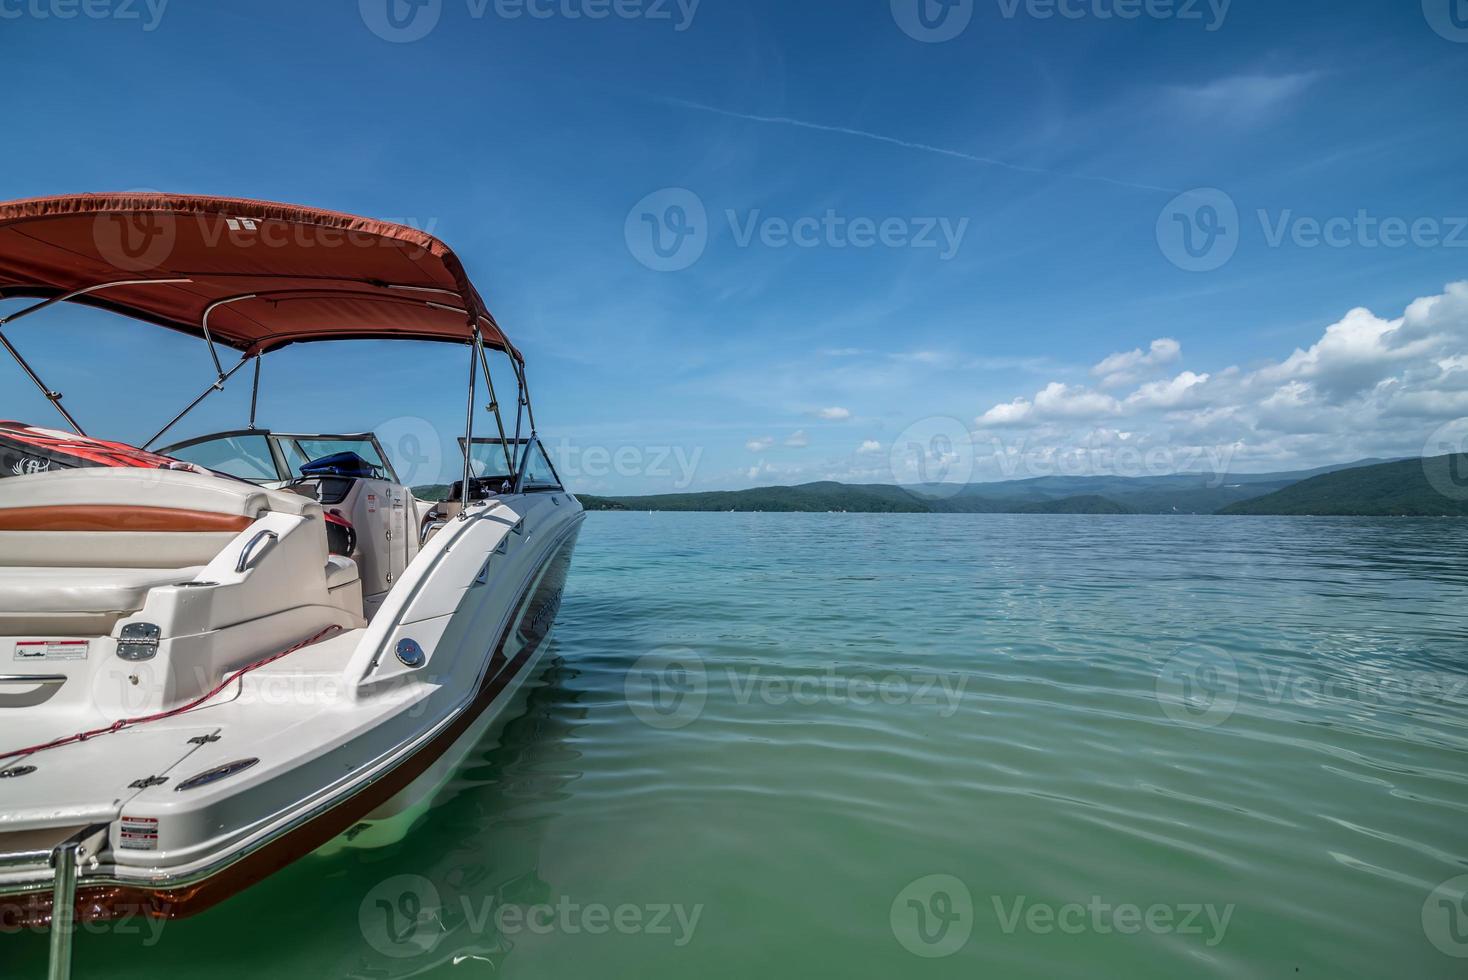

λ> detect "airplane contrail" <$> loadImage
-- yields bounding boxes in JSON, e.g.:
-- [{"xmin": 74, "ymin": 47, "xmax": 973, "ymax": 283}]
[{"xmin": 658, "ymin": 96, "xmax": 1181, "ymax": 195}]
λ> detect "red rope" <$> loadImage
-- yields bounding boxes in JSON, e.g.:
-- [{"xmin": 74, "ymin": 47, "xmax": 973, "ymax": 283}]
[{"xmin": 0, "ymin": 625, "xmax": 345, "ymax": 762}]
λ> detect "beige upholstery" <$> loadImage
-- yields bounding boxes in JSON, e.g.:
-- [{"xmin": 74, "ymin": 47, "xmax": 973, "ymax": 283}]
[
  {"xmin": 0, "ymin": 566, "xmax": 205, "ymax": 634},
  {"xmin": 0, "ymin": 566, "xmax": 205, "ymax": 612},
  {"xmin": 0, "ymin": 531, "xmax": 240, "ymax": 569},
  {"xmin": 0, "ymin": 468, "xmax": 326, "ymax": 634},
  {"xmin": 0, "ymin": 467, "xmax": 318, "ymax": 517},
  {"xmin": 0, "ymin": 468, "xmax": 321, "ymax": 569}
]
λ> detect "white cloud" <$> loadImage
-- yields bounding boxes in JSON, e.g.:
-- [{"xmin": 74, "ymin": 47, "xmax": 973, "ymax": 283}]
[
  {"xmin": 745, "ymin": 436, "xmax": 774, "ymax": 452},
  {"xmin": 977, "ymin": 398, "xmax": 1036, "ymax": 428},
  {"xmin": 785, "ymin": 430, "xmax": 810, "ymax": 448},
  {"xmin": 890, "ymin": 350, "xmax": 949, "ymax": 366},
  {"xmin": 1092, "ymin": 338, "xmax": 1182, "ymax": 388},
  {"xmin": 857, "ymin": 440, "xmax": 882, "ymax": 454},
  {"xmin": 977, "ymin": 383, "xmax": 1122, "ymax": 428},
  {"xmin": 1165, "ymin": 72, "xmax": 1321, "ymax": 125},
  {"xmin": 968, "ymin": 281, "xmax": 1468, "ymax": 474},
  {"xmin": 1125, "ymin": 371, "xmax": 1211, "ymax": 410},
  {"xmin": 817, "ymin": 407, "xmax": 852, "ymax": 421}
]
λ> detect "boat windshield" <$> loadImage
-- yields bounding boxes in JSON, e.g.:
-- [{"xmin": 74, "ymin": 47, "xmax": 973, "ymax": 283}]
[
  {"xmin": 161, "ymin": 431, "xmax": 398, "ymax": 484},
  {"xmin": 462, "ymin": 437, "xmax": 563, "ymax": 491}
]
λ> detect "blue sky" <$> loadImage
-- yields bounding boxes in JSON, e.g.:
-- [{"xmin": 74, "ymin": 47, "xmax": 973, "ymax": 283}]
[{"xmin": 3, "ymin": 0, "xmax": 1467, "ymax": 493}]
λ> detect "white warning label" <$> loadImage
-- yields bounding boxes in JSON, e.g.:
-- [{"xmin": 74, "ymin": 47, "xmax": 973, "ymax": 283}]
[
  {"xmin": 119, "ymin": 816, "xmax": 159, "ymax": 851},
  {"xmin": 13, "ymin": 640, "xmax": 88, "ymax": 662}
]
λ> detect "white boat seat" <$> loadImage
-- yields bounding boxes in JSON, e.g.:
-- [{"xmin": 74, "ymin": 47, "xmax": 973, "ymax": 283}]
[
  {"xmin": 0, "ymin": 565, "xmax": 204, "ymax": 634},
  {"xmin": 0, "ymin": 468, "xmax": 321, "ymax": 569},
  {"xmin": 0, "ymin": 566, "xmax": 206, "ymax": 613}
]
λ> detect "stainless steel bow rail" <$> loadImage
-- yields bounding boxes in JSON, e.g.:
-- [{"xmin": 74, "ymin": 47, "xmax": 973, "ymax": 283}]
[{"xmin": 0, "ymin": 822, "xmax": 109, "ymax": 980}]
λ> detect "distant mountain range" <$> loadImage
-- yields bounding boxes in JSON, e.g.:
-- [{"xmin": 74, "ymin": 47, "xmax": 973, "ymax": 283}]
[
  {"xmin": 1220, "ymin": 455, "xmax": 1468, "ymax": 517},
  {"xmin": 565, "ymin": 456, "xmax": 1468, "ymax": 517}
]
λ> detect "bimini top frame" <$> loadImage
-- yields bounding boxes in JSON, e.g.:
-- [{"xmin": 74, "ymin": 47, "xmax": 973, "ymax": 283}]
[{"xmin": 0, "ymin": 194, "xmax": 540, "ymax": 497}]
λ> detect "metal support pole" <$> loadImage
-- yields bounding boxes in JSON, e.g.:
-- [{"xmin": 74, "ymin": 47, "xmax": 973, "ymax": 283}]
[
  {"xmin": 511, "ymin": 359, "xmax": 536, "ymax": 493},
  {"xmin": 458, "ymin": 335, "xmax": 479, "ymax": 520},
  {"xmin": 199, "ymin": 295, "xmax": 255, "ymax": 380},
  {"xmin": 517, "ymin": 358, "xmax": 539, "ymax": 437},
  {"xmin": 48, "ymin": 840, "xmax": 79, "ymax": 980},
  {"xmin": 248, "ymin": 355, "xmax": 262, "ymax": 429},
  {"xmin": 508, "ymin": 357, "xmax": 525, "ymax": 493},
  {"xmin": 143, "ymin": 354, "xmax": 251, "ymax": 450},
  {"xmin": 0, "ymin": 328, "xmax": 86, "ymax": 435},
  {"xmin": 475, "ymin": 341, "xmax": 515, "ymax": 477},
  {"xmin": 0, "ymin": 278, "xmax": 193, "ymax": 330},
  {"xmin": 46, "ymin": 824, "xmax": 105, "ymax": 980}
]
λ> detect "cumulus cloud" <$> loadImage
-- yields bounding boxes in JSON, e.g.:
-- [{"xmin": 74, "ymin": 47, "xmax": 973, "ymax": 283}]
[
  {"xmin": 1092, "ymin": 338, "xmax": 1182, "ymax": 388},
  {"xmin": 785, "ymin": 430, "xmax": 810, "ymax": 448},
  {"xmin": 976, "ymin": 382, "xmax": 1122, "ymax": 428},
  {"xmin": 817, "ymin": 407, "xmax": 852, "ymax": 420},
  {"xmin": 1125, "ymin": 371, "xmax": 1211, "ymax": 410},
  {"xmin": 745, "ymin": 436, "xmax": 774, "ymax": 452},
  {"xmin": 970, "ymin": 281, "xmax": 1468, "ymax": 473},
  {"xmin": 857, "ymin": 440, "xmax": 882, "ymax": 454}
]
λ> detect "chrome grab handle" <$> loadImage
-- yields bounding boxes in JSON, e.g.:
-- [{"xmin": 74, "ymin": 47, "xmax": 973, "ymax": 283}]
[
  {"xmin": 420, "ymin": 520, "xmax": 447, "ymax": 546},
  {"xmin": 0, "ymin": 674, "xmax": 66, "ymax": 685},
  {"xmin": 235, "ymin": 529, "xmax": 279, "ymax": 573}
]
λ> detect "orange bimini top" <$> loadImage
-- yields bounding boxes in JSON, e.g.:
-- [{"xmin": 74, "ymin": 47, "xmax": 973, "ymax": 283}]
[{"xmin": 0, "ymin": 193, "xmax": 519, "ymax": 359}]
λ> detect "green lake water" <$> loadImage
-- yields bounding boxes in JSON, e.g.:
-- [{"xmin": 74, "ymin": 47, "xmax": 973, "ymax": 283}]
[{"xmin": 11, "ymin": 513, "xmax": 1468, "ymax": 978}]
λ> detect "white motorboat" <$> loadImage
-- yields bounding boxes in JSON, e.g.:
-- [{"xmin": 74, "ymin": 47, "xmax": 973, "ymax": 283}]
[{"xmin": 0, "ymin": 195, "xmax": 583, "ymax": 973}]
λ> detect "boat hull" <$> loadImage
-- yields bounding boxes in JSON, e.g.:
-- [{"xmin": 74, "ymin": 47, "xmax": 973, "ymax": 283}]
[{"xmin": 0, "ymin": 499, "xmax": 583, "ymax": 929}]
